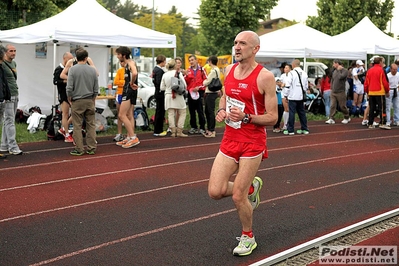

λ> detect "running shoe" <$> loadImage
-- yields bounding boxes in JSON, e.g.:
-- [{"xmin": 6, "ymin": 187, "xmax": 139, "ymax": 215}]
[
  {"xmin": 64, "ymin": 135, "xmax": 74, "ymax": 143},
  {"xmin": 188, "ymin": 128, "xmax": 197, "ymax": 134},
  {"xmin": 361, "ymin": 120, "xmax": 368, "ymax": 126},
  {"xmin": 283, "ymin": 130, "xmax": 294, "ymax": 135},
  {"xmin": 122, "ymin": 137, "xmax": 140, "ymax": 148},
  {"xmin": 379, "ymin": 124, "xmax": 391, "ymax": 130},
  {"xmin": 153, "ymin": 131, "xmax": 167, "ymax": 137},
  {"xmin": 233, "ymin": 235, "xmax": 257, "ymax": 256},
  {"xmin": 70, "ymin": 149, "xmax": 84, "ymax": 156},
  {"xmin": 58, "ymin": 128, "xmax": 66, "ymax": 137},
  {"xmin": 296, "ymin": 129, "xmax": 309, "ymax": 135},
  {"xmin": 325, "ymin": 118, "xmax": 335, "ymax": 124},
  {"xmin": 9, "ymin": 148, "xmax": 23, "ymax": 155},
  {"xmin": 116, "ymin": 138, "xmax": 129, "ymax": 146},
  {"xmin": 341, "ymin": 118, "xmax": 351, "ymax": 124},
  {"xmin": 248, "ymin": 176, "xmax": 263, "ymax": 210},
  {"xmin": 113, "ymin": 134, "xmax": 124, "ymax": 142},
  {"xmin": 86, "ymin": 149, "xmax": 96, "ymax": 155}
]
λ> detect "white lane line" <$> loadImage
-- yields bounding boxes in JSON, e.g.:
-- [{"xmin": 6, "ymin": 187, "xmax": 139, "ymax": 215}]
[
  {"xmin": 28, "ymin": 169, "xmax": 399, "ymax": 266},
  {"xmin": 2, "ymin": 143, "xmax": 399, "ymax": 193},
  {"xmin": 0, "ymin": 179, "xmax": 206, "ymax": 223},
  {"xmin": 3, "ymin": 133, "xmax": 397, "ymax": 173},
  {"xmin": 2, "ymin": 147, "xmax": 399, "ymax": 223},
  {"xmin": 0, "ymin": 142, "xmax": 218, "ymax": 172},
  {"xmin": 0, "ymin": 157, "xmax": 213, "ymax": 192}
]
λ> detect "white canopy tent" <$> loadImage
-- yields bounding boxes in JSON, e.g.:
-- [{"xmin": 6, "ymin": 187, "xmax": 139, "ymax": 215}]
[
  {"xmin": 0, "ymin": 0, "xmax": 176, "ymax": 113},
  {"xmin": 256, "ymin": 23, "xmax": 366, "ymax": 60},
  {"xmin": 332, "ymin": 16, "xmax": 399, "ymax": 55}
]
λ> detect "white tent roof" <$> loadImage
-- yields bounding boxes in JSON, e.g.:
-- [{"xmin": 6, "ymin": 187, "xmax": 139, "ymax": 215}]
[
  {"xmin": 257, "ymin": 23, "xmax": 365, "ymax": 60},
  {"xmin": 0, "ymin": 0, "xmax": 176, "ymax": 48},
  {"xmin": 332, "ymin": 16, "xmax": 399, "ymax": 55}
]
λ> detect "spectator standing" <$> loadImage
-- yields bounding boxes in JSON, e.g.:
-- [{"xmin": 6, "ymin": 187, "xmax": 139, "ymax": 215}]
[
  {"xmin": 0, "ymin": 44, "xmax": 22, "ymax": 155},
  {"xmin": 152, "ymin": 54, "xmax": 167, "ymax": 137},
  {"xmin": 273, "ymin": 77, "xmax": 284, "ymax": 132},
  {"xmin": 161, "ymin": 59, "xmax": 188, "ymax": 137},
  {"xmin": 325, "ymin": 60, "xmax": 351, "ymax": 124},
  {"xmin": 386, "ymin": 63, "xmax": 399, "ymax": 127},
  {"xmin": 115, "ymin": 46, "xmax": 140, "ymax": 148},
  {"xmin": 208, "ymin": 30, "xmax": 277, "ymax": 256},
  {"xmin": 351, "ymin": 60, "xmax": 365, "ymax": 116},
  {"xmin": 184, "ymin": 54, "xmax": 207, "ymax": 135},
  {"xmin": 112, "ymin": 61, "xmax": 126, "ymax": 142},
  {"xmin": 53, "ymin": 52, "xmax": 74, "ymax": 143},
  {"xmin": 66, "ymin": 48, "xmax": 98, "ymax": 156},
  {"xmin": 364, "ymin": 56, "xmax": 390, "ymax": 129},
  {"xmin": 280, "ymin": 64, "xmax": 292, "ymax": 131},
  {"xmin": 0, "ymin": 45, "xmax": 10, "ymax": 159},
  {"xmin": 202, "ymin": 55, "xmax": 221, "ymax": 138},
  {"xmin": 283, "ymin": 59, "xmax": 309, "ymax": 135},
  {"xmin": 320, "ymin": 68, "xmax": 332, "ymax": 118}
]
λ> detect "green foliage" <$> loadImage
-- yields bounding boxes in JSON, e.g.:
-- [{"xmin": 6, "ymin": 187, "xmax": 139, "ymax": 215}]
[
  {"xmin": 0, "ymin": 0, "xmax": 75, "ymax": 30},
  {"xmin": 133, "ymin": 10, "xmax": 198, "ymax": 58},
  {"xmin": 306, "ymin": 0, "xmax": 395, "ymax": 36},
  {"xmin": 198, "ymin": 0, "xmax": 278, "ymax": 55}
]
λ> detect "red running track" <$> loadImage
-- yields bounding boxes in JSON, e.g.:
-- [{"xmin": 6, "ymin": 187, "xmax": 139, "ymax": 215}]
[{"xmin": 0, "ymin": 118, "xmax": 398, "ymax": 266}]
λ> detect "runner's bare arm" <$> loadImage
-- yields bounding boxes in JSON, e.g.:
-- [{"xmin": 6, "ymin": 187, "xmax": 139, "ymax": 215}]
[
  {"xmin": 129, "ymin": 60, "xmax": 138, "ymax": 90},
  {"xmin": 60, "ymin": 59, "xmax": 73, "ymax": 80}
]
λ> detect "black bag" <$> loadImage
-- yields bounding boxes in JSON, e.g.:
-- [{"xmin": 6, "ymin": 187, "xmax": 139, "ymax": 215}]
[
  {"xmin": 46, "ymin": 105, "xmax": 64, "ymax": 140},
  {"xmin": 208, "ymin": 70, "xmax": 223, "ymax": 92},
  {"xmin": 171, "ymin": 71, "xmax": 186, "ymax": 95},
  {"xmin": 15, "ymin": 109, "xmax": 30, "ymax": 123}
]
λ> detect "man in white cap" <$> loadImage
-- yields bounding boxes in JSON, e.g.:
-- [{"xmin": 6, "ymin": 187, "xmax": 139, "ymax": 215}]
[{"xmin": 351, "ymin": 59, "xmax": 365, "ymax": 116}]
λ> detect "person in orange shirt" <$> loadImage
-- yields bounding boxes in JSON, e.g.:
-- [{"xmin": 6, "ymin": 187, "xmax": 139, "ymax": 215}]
[
  {"xmin": 363, "ymin": 56, "xmax": 390, "ymax": 129},
  {"xmin": 113, "ymin": 61, "xmax": 126, "ymax": 141}
]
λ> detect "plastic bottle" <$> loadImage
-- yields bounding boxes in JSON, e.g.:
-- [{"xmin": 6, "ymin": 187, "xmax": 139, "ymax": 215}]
[{"xmin": 107, "ymin": 80, "xmax": 113, "ymax": 96}]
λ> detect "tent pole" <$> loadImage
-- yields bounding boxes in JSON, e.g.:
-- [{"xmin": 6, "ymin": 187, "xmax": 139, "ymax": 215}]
[{"xmin": 53, "ymin": 42, "xmax": 57, "ymax": 107}]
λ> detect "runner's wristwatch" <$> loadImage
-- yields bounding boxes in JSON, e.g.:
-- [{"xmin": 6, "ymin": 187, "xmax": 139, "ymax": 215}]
[{"xmin": 242, "ymin": 113, "xmax": 252, "ymax": 124}]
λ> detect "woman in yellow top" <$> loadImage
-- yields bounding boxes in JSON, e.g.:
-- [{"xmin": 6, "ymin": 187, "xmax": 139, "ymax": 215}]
[{"xmin": 113, "ymin": 61, "xmax": 126, "ymax": 141}]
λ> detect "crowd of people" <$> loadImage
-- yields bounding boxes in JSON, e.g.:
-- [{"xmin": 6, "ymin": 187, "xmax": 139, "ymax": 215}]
[
  {"xmin": 149, "ymin": 53, "xmax": 223, "ymax": 139},
  {"xmin": 272, "ymin": 55, "xmax": 399, "ymax": 134}
]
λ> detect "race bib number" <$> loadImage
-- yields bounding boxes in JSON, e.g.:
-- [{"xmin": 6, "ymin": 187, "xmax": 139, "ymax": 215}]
[{"xmin": 225, "ymin": 96, "xmax": 245, "ymax": 129}]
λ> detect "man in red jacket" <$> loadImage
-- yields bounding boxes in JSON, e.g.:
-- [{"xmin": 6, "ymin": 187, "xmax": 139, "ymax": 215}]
[
  {"xmin": 364, "ymin": 56, "xmax": 389, "ymax": 129},
  {"xmin": 184, "ymin": 55, "xmax": 207, "ymax": 134}
]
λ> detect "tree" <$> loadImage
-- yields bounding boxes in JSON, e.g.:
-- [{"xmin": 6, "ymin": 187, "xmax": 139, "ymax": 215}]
[
  {"xmin": 132, "ymin": 7, "xmax": 198, "ymax": 59},
  {"xmin": 306, "ymin": 0, "xmax": 395, "ymax": 36},
  {"xmin": 0, "ymin": 0, "xmax": 75, "ymax": 30},
  {"xmin": 198, "ymin": 0, "xmax": 278, "ymax": 55}
]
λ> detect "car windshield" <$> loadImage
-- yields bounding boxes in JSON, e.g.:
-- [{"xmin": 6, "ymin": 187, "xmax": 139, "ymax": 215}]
[{"xmin": 139, "ymin": 75, "xmax": 154, "ymax": 87}]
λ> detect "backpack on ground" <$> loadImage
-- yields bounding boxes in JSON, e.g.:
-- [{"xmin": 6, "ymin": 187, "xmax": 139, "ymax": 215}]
[
  {"xmin": 46, "ymin": 105, "xmax": 64, "ymax": 140},
  {"xmin": 134, "ymin": 100, "xmax": 150, "ymax": 131}
]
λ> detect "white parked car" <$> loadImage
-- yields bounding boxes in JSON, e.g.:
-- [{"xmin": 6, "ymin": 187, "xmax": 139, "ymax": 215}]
[
  {"xmin": 109, "ymin": 72, "xmax": 156, "ymax": 109},
  {"xmin": 137, "ymin": 73, "xmax": 156, "ymax": 109}
]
